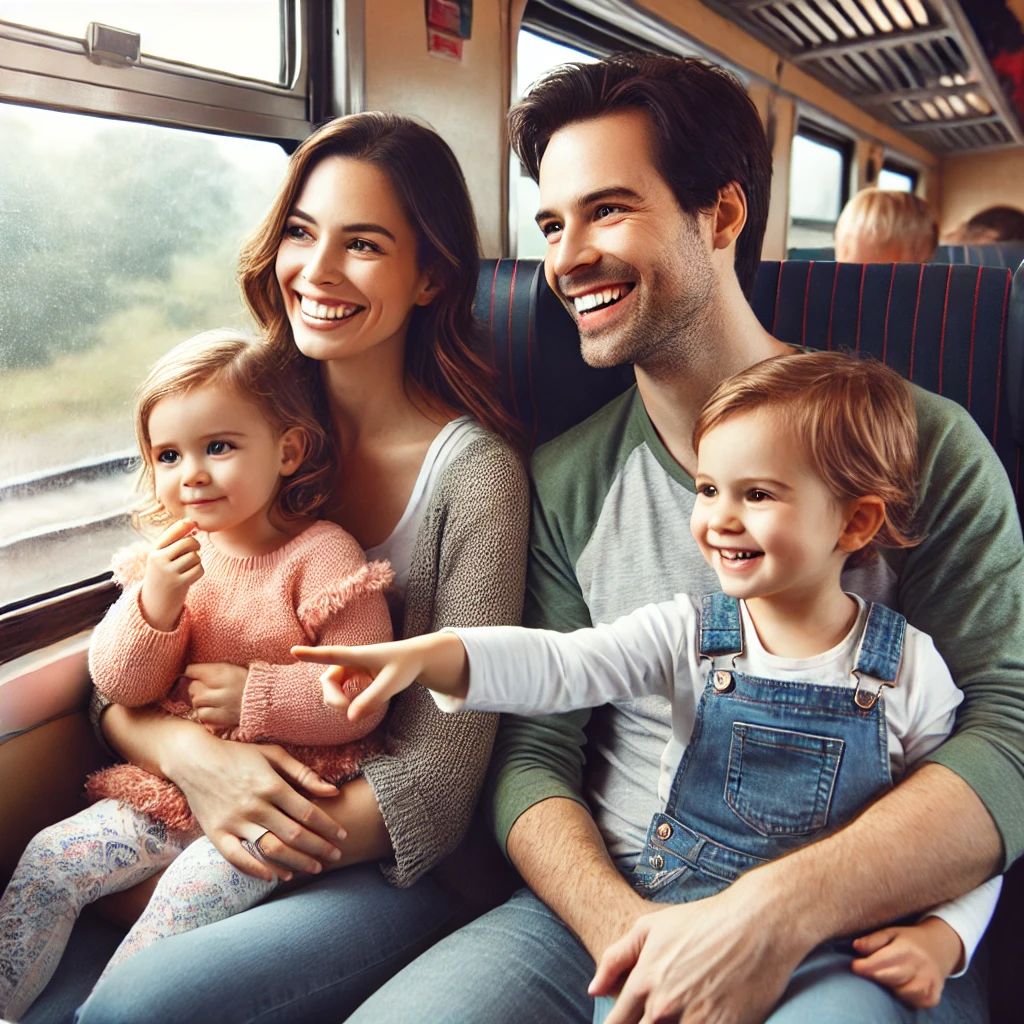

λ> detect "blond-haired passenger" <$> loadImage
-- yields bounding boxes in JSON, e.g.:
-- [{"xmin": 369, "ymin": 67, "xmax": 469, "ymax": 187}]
[{"xmin": 835, "ymin": 189, "xmax": 938, "ymax": 264}]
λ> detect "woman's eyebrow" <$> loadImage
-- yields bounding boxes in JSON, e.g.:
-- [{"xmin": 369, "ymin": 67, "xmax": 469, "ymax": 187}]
[{"xmin": 288, "ymin": 207, "xmax": 396, "ymax": 242}]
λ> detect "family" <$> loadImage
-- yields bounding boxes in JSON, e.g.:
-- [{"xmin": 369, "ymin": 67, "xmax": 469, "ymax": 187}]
[{"xmin": 2, "ymin": 53, "xmax": 1021, "ymax": 1024}]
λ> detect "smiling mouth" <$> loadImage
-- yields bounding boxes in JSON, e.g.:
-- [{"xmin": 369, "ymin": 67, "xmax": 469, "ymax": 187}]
[
  {"xmin": 717, "ymin": 548, "xmax": 763, "ymax": 563},
  {"xmin": 571, "ymin": 283, "xmax": 635, "ymax": 316},
  {"xmin": 298, "ymin": 295, "xmax": 365, "ymax": 322}
]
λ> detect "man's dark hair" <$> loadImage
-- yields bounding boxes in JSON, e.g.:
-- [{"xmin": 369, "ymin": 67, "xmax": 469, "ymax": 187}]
[{"xmin": 508, "ymin": 53, "xmax": 772, "ymax": 297}]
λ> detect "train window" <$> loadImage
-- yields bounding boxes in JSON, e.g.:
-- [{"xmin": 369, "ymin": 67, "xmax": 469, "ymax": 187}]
[
  {"xmin": 512, "ymin": 30, "xmax": 599, "ymax": 257},
  {"xmin": 0, "ymin": 1, "xmax": 285, "ymax": 83},
  {"xmin": 787, "ymin": 126, "xmax": 851, "ymax": 251},
  {"xmin": 878, "ymin": 164, "xmax": 918, "ymax": 193},
  {"xmin": 0, "ymin": 101, "xmax": 287, "ymax": 614}
]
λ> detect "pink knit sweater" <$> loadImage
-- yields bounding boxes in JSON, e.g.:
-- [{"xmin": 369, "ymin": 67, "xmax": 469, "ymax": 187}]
[{"xmin": 86, "ymin": 521, "xmax": 394, "ymax": 831}]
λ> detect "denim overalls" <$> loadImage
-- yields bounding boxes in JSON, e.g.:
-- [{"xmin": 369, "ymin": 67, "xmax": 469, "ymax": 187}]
[{"xmin": 593, "ymin": 592, "xmax": 906, "ymax": 1023}]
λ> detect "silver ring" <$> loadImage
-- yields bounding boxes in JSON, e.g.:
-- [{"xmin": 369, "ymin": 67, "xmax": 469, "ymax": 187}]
[{"xmin": 241, "ymin": 831, "xmax": 272, "ymax": 861}]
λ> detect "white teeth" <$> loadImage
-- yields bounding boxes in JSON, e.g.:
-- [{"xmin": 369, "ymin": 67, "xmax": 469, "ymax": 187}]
[
  {"xmin": 573, "ymin": 285, "xmax": 626, "ymax": 313},
  {"xmin": 720, "ymin": 549, "xmax": 761, "ymax": 561},
  {"xmin": 300, "ymin": 296, "xmax": 361, "ymax": 321}
]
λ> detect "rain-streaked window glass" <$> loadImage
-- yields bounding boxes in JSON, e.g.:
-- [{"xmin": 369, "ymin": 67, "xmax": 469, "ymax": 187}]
[
  {"xmin": 0, "ymin": 103, "xmax": 287, "ymax": 608},
  {"xmin": 0, "ymin": 1, "xmax": 284, "ymax": 83},
  {"xmin": 513, "ymin": 31, "xmax": 599, "ymax": 258},
  {"xmin": 879, "ymin": 166, "xmax": 916, "ymax": 192},
  {"xmin": 788, "ymin": 131, "xmax": 848, "ymax": 252}
]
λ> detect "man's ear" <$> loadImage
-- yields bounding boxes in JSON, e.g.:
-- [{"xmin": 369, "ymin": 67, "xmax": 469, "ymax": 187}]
[
  {"xmin": 712, "ymin": 181, "xmax": 748, "ymax": 251},
  {"xmin": 279, "ymin": 428, "xmax": 306, "ymax": 478},
  {"xmin": 837, "ymin": 496, "xmax": 886, "ymax": 555}
]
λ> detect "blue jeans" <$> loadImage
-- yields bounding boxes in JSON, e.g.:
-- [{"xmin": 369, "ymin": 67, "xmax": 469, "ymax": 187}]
[
  {"xmin": 23, "ymin": 863, "xmax": 453, "ymax": 1024},
  {"xmin": 352, "ymin": 887, "xmax": 988, "ymax": 1024}
]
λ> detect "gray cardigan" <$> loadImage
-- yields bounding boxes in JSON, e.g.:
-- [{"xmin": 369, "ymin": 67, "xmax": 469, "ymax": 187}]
[{"xmin": 363, "ymin": 431, "xmax": 529, "ymax": 886}]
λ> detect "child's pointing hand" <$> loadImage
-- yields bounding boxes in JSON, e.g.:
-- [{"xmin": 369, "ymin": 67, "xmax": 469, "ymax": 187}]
[{"xmin": 292, "ymin": 632, "xmax": 470, "ymax": 721}]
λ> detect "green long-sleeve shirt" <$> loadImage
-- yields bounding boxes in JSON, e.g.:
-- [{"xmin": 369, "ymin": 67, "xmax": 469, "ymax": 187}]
[{"xmin": 490, "ymin": 384, "xmax": 1024, "ymax": 869}]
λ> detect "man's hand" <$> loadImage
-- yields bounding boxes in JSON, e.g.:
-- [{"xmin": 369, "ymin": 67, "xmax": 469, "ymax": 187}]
[
  {"xmin": 187, "ymin": 661, "xmax": 248, "ymax": 729},
  {"xmin": 140, "ymin": 519, "xmax": 202, "ymax": 631},
  {"xmin": 591, "ymin": 873, "xmax": 808, "ymax": 1024},
  {"xmin": 850, "ymin": 917, "xmax": 962, "ymax": 1009}
]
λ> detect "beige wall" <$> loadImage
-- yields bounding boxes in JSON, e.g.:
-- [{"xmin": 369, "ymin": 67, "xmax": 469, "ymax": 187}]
[
  {"xmin": 939, "ymin": 149, "xmax": 1024, "ymax": 237},
  {"xmin": 363, "ymin": 0, "xmax": 510, "ymax": 256}
]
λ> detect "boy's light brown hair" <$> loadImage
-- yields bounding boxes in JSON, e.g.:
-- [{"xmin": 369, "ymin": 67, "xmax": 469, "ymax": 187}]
[
  {"xmin": 834, "ymin": 188, "xmax": 937, "ymax": 264},
  {"xmin": 693, "ymin": 351, "xmax": 920, "ymax": 566},
  {"xmin": 134, "ymin": 329, "xmax": 332, "ymax": 531}
]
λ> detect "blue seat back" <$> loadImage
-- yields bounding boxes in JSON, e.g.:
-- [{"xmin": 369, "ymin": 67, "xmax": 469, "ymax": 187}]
[
  {"xmin": 786, "ymin": 244, "xmax": 1024, "ymax": 270},
  {"xmin": 934, "ymin": 243, "xmax": 1024, "ymax": 269},
  {"xmin": 477, "ymin": 258, "xmax": 1024, "ymax": 515}
]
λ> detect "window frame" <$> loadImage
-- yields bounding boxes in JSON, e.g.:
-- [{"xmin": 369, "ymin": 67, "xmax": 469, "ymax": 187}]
[
  {"xmin": 0, "ymin": 0, "xmax": 344, "ymax": 664},
  {"xmin": 879, "ymin": 159, "xmax": 920, "ymax": 194},
  {"xmin": 788, "ymin": 120, "xmax": 853, "ymax": 241},
  {"xmin": 0, "ymin": 0, "xmax": 328, "ymax": 142}
]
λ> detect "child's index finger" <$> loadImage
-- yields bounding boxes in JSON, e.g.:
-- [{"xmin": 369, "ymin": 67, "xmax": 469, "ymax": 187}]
[
  {"xmin": 156, "ymin": 517, "xmax": 197, "ymax": 548},
  {"xmin": 291, "ymin": 644, "xmax": 357, "ymax": 665}
]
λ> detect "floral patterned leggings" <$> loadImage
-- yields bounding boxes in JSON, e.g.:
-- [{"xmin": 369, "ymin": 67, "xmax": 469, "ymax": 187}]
[{"xmin": 0, "ymin": 799, "xmax": 277, "ymax": 1021}]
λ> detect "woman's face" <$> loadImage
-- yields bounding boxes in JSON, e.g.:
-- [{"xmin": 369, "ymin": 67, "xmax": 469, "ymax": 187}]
[{"xmin": 275, "ymin": 155, "xmax": 434, "ymax": 366}]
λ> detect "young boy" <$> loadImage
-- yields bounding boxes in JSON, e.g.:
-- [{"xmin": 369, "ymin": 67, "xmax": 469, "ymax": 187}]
[{"xmin": 295, "ymin": 351, "xmax": 1001, "ymax": 1013}]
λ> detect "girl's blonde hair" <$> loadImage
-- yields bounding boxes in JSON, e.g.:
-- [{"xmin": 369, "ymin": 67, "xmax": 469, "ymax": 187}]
[
  {"xmin": 134, "ymin": 329, "xmax": 332, "ymax": 530},
  {"xmin": 693, "ymin": 351, "xmax": 921, "ymax": 567}
]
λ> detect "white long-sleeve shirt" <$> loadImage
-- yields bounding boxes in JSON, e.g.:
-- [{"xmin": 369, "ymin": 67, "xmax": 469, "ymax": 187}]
[{"xmin": 441, "ymin": 593, "xmax": 1001, "ymax": 972}]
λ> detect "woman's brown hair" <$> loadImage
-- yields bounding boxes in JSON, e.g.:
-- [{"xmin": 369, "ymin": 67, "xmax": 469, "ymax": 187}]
[{"xmin": 238, "ymin": 112, "xmax": 520, "ymax": 445}]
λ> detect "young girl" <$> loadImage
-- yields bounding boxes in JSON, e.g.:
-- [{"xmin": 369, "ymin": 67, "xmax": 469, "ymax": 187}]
[
  {"xmin": 293, "ymin": 351, "xmax": 1002, "ymax": 1016},
  {"xmin": 0, "ymin": 329, "xmax": 393, "ymax": 1021}
]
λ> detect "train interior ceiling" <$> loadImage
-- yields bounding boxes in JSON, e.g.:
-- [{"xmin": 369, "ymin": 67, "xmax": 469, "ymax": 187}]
[{"xmin": 1, "ymin": 0, "xmax": 1023, "ymax": 1017}]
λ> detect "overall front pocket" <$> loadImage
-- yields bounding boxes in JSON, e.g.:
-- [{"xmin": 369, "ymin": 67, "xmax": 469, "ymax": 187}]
[{"xmin": 725, "ymin": 723, "xmax": 845, "ymax": 837}]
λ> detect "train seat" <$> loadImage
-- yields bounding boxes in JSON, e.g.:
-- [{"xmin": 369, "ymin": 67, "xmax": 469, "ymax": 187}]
[
  {"xmin": 934, "ymin": 242, "xmax": 1024, "ymax": 269},
  {"xmin": 477, "ymin": 258, "xmax": 1024, "ymax": 513}
]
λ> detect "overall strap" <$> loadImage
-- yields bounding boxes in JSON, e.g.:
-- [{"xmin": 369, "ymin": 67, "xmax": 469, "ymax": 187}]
[
  {"xmin": 698, "ymin": 593, "xmax": 744, "ymax": 659},
  {"xmin": 851, "ymin": 603, "xmax": 907, "ymax": 708},
  {"xmin": 853, "ymin": 603, "xmax": 907, "ymax": 682}
]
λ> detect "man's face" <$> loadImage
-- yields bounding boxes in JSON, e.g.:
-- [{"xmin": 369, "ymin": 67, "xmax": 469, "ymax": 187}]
[{"xmin": 535, "ymin": 109, "xmax": 715, "ymax": 370}]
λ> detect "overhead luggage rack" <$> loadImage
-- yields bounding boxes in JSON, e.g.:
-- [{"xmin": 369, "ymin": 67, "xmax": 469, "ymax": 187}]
[{"xmin": 700, "ymin": 0, "xmax": 1024, "ymax": 151}]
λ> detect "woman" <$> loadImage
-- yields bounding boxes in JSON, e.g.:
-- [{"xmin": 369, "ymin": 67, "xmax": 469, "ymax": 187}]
[{"xmin": 28, "ymin": 113, "xmax": 528, "ymax": 1024}]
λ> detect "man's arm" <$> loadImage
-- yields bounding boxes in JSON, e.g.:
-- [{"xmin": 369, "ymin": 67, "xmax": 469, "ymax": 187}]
[
  {"xmin": 507, "ymin": 797, "xmax": 650, "ymax": 959},
  {"xmin": 895, "ymin": 393, "xmax": 1024, "ymax": 866}
]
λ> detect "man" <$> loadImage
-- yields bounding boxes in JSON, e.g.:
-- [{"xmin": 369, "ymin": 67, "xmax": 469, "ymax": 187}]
[{"xmin": 350, "ymin": 53, "xmax": 1023, "ymax": 1023}]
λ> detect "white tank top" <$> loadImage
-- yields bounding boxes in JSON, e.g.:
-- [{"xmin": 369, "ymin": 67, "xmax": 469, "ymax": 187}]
[{"xmin": 365, "ymin": 416, "xmax": 485, "ymax": 599}]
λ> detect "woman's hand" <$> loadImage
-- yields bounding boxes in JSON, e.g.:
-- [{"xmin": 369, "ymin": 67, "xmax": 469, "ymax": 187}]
[
  {"xmin": 292, "ymin": 632, "xmax": 469, "ymax": 720},
  {"xmin": 187, "ymin": 661, "xmax": 248, "ymax": 729},
  {"xmin": 169, "ymin": 731, "xmax": 349, "ymax": 880},
  {"xmin": 101, "ymin": 705, "xmax": 351, "ymax": 882},
  {"xmin": 140, "ymin": 519, "xmax": 203, "ymax": 631}
]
